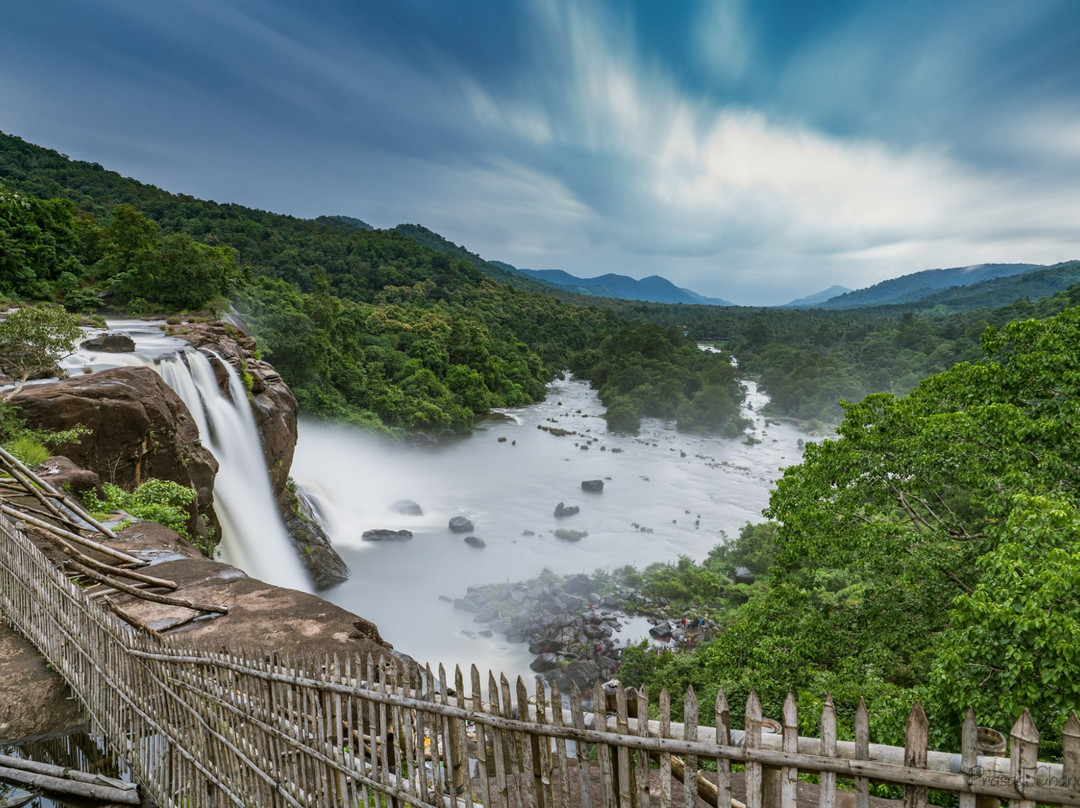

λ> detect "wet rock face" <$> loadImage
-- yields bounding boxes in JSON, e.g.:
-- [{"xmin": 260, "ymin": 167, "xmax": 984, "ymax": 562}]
[
  {"xmin": 362, "ymin": 529, "xmax": 414, "ymax": 542},
  {"xmin": 281, "ymin": 487, "xmax": 349, "ymax": 590},
  {"xmin": 172, "ymin": 321, "xmax": 296, "ymax": 497},
  {"xmin": 37, "ymin": 455, "xmax": 103, "ymax": 498},
  {"xmin": 172, "ymin": 321, "xmax": 349, "ymax": 587},
  {"xmin": 81, "ymin": 332, "xmax": 136, "ymax": 352},
  {"xmin": 12, "ymin": 367, "xmax": 219, "ymax": 539},
  {"xmin": 449, "ymin": 515, "xmax": 474, "ymax": 533}
]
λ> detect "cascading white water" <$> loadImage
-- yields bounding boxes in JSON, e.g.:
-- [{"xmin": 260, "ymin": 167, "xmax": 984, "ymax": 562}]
[{"xmin": 157, "ymin": 349, "xmax": 309, "ymax": 592}]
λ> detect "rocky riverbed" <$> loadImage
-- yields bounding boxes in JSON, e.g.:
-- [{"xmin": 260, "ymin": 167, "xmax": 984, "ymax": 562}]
[{"xmin": 450, "ymin": 568, "xmax": 719, "ymax": 693}]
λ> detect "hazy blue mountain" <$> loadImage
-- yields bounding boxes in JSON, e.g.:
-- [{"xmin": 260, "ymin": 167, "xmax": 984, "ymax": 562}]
[
  {"xmin": 514, "ymin": 268, "xmax": 733, "ymax": 306},
  {"xmin": 781, "ymin": 285, "xmax": 851, "ymax": 308},
  {"xmin": 885, "ymin": 260, "xmax": 1080, "ymax": 313},
  {"xmin": 819, "ymin": 263, "xmax": 1043, "ymax": 309}
]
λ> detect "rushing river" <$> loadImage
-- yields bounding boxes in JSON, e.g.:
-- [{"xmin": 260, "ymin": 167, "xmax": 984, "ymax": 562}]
[{"xmin": 291, "ymin": 374, "xmax": 808, "ymax": 681}]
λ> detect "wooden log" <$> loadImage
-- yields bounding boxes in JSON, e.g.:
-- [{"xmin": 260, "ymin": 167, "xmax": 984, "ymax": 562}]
[
  {"xmin": 903, "ymin": 702, "xmax": 928, "ymax": 808},
  {"xmin": 0, "ymin": 762, "xmax": 140, "ymax": 804},
  {"xmin": 0, "ymin": 504, "xmax": 143, "ymax": 566},
  {"xmin": 0, "ymin": 753, "xmax": 136, "ymax": 792},
  {"xmin": 66, "ymin": 559, "xmax": 228, "ymax": 614},
  {"xmin": 670, "ymin": 751, "xmax": 750, "ymax": 808},
  {"xmin": 0, "ymin": 444, "xmax": 118, "ymax": 539},
  {"xmin": 102, "ymin": 596, "xmax": 164, "ymax": 639}
]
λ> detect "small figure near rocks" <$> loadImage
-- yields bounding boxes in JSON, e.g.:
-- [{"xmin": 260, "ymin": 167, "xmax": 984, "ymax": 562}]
[
  {"xmin": 464, "ymin": 536, "xmax": 486, "ymax": 549},
  {"xmin": 390, "ymin": 499, "xmax": 423, "ymax": 516},
  {"xmin": 362, "ymin": 529, "xmax": 413, "ymax": 542},
  {"xmin": 581, "ymin": 479, "xmax": 604, "ymax": 493},
  {"xmin": 554, "ymin": 502, "xmax": 580, "ymax": 518},
  {"xmin": 449, "ymin": 515, "xmax": 474, "ymax": 533}
]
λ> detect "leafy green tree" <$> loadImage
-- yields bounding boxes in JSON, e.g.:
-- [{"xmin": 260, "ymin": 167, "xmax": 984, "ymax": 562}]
[{"xmin": 0, "ymin": 304, "xmax": 81, "ymax": 397}]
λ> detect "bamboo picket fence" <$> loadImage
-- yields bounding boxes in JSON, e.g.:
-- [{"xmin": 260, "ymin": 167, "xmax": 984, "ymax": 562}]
[{"xmin": 2, "ymin": 509, "xmax": 1080, "ymax": 808}]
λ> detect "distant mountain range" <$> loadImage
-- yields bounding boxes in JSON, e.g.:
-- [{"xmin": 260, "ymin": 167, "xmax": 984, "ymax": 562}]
[
  {"xmin": 809, "ymin": 263, "xmax": 1043, "ymax": 309},
  {"xmin": 509, "ymin": 268, "xmax": 733, "ymax": 306},
  {"xmin": 384, "ymin": 221, "xmax": 1076, "ymax": 313},
  {"xmin": 781, "ymin": 285, "xmax": 851, "ymax": 308}
]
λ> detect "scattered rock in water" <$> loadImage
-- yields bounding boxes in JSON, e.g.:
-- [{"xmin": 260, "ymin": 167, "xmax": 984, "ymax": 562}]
[
  {"xmin": 478, "ymin": 629, "xmax": 493, "ymax": 638},
  {"xmin": 648, "ymin": 621, "xmax": 673, "ymax": 640},
  {"xmin": 579, "ymin": 444, "xmax": 589, "ymax": 451},
  {"xmin": 554, "ymin": 502, "xmax": 580, "ymax": 518},
  {"xmin": 81, "ymin": 332, "xmax": 136, "ymax": 352},
  {"xmin": 361, "ymin": 528, "xmax": 413, "ymax": 542},
  {"xmin": 464, "ymin": 536, "xmax": 486, "ymax": 549},
  {"xmin": 448, "ymin": 515, "xmax": 474, "ymax": 533},
  {"xmin": 438, "ymin": 594, "xmax": 453, "ymax": 603},
  {"xmin": 539, "ymin": 425, "xmax": 575, "ymax": 437},
  {"xmin": 498, "ymin": 436, "xmax": 507, "ymax": 443},
  {"xmin": 734, "ymin": 566, "xmax": 756, "ymax": 585},
  {"xmin": 522, "ymin": 530, "xmax": 536, "ymax": 536},
  {"xmin": 581, "ymin": 479, "xmax": 604, "ymax": 493},
  {"xmin": 390, "ymin": 499, "xmax": 424, "ymax": 516},
  {"xmin": 554, "ymin": 529, "xmax": 587, "ymax": 542},
  {"xmin": 530, "ymin": 653, "xmax": 561, "ymax": 673},
  {"xmin": 611, "ymin": 447, "xmax": 623, "ymax": 453}
]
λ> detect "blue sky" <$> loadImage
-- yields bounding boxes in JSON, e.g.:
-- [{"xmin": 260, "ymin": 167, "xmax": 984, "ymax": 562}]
[{"xmin": 2, "ymin": 0, "xmax": 1079, "ymax": 305}]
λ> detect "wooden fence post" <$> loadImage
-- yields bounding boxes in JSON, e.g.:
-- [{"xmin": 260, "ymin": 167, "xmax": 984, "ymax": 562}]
[
  {"xmin": 819, "ymin": 695, "xmax": 837, "ymax": 808},
  {"xmin": 855, "ymin": 698, "xmax": 870, "ymax": 808},
  {"xmin": 746, "ymin": 691, "xmax": 763, "ymax": 808},
  {"xmin": 903, "ymin": 701, "xmax": 928, "ymax": 808},
  {"xmin": 1062, "ymin": 712, "xmax": 1080, "ymax": 790},
  {"xmin": 1010, "ymin": 710, "xmax": 1039, "ymax": 808},
  {"xmin": 780, "ymin": 694, "xmax": 798, "ymax": 808}
]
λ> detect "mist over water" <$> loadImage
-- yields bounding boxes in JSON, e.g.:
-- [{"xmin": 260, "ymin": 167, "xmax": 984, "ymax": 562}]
[{"xmin": 291, "ymin": 375, "xmax": 807, "ymax": 680}]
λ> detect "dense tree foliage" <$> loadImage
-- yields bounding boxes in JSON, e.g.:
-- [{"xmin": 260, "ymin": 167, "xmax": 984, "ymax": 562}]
[
  {"xmin": 0, "ymin": 132, "xmax": 747, "ymax": 437},
  {"xmin": 616, "ymin": 307, "xmax": 1080, "ymax": 751}
]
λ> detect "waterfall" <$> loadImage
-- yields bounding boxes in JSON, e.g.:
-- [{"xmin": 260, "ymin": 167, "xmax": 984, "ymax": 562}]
[{"xmin": 157, "ymin": 350, "xmax": 310, "ymax": 592}]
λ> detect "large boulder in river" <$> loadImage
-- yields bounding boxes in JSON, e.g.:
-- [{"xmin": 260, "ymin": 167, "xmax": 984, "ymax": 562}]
[
  {"xmin": 81, "ymin": 332, "xmax": 135, "ymax": 352},
  {"xmin": 12, "ymin": 367, "xmax": 219, "ymax": 540},
  {"xmin": 362, "ymin": 529, "xmax": 413, "ymax": 542},
  {"xmin": 581, "ymin": 479, "xmax": 604, "ymax": 493},
  {"xmin": 449, "ymin": 515, "xmax": 474, "ymax": 533},
  {"xmin": 391, "ymin": 499, "xmax": 424, "ymax": 516}
]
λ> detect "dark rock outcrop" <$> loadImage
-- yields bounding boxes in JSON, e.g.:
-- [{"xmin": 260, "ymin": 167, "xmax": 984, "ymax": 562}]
[
  {"xmin": 734, "ymin": 566, "xmax": 756, "ymax": 585},
  {"xmin": 37, "ymin": 455, "xmax": 103, "ymax": 498},
  {"xmin": 554, "ymin": 502, "xmax": 580, "ymax": 518},
  {"xmin": 171, "ymin": 321, "xmax": 349, "ymax": 586},
  {"xmin": 464, "ymin": 536, "xmax": 486, "ymax": 549},
  {"xmin": 280, "ymin": 487, "xmax": 348, "ymax": 590},
  {"xmin": 362, "ymin": 529, "xmax": 414, "ymax": 542},
  {"xmin": 581, "ymin": 479, "xmax": 604, "ymax": 493},
  {"xmin": 448, "ymin": 515, "xmax": 474, "ymax": 533},
  {"xmin": 391, "ymin": 499, "xmax": 424, "ymax": 516},
  {"xmin": 80, "ymin": 332, "xmax": 135, "ymax": 352},
  {"xmin": 12, "ymin": 367, "xmax": 219, "ymax": 539}
]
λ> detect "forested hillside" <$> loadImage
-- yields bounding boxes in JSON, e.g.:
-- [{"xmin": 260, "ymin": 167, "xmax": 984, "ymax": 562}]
[
  {"xmin": 619, "ymin": 306, "xmax": 1080, "ymax": 753},
  {"xmin": 0, "ymin": 131, "xmax": 746, "ymax": 437}
]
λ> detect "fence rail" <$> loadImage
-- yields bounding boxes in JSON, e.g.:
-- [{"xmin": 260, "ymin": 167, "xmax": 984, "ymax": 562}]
[{"xmin": 1, "ymin": 508, "xmax": 1079, "ymax": 808}]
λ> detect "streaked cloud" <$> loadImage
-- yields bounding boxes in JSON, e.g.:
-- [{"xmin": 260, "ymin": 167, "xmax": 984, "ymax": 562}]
[{"xmin": 0, "ymin": 0, "xmax": 1078, "ymax": 304}]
